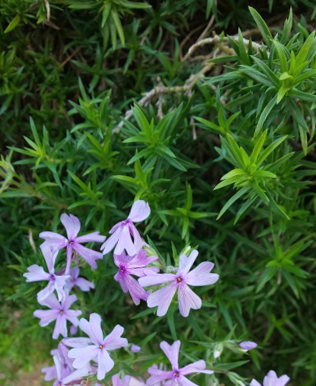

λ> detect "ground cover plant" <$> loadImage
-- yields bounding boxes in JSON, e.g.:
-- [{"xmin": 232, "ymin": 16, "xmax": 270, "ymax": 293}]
[{"xmin": 1, "ymin": 1, "xmax": 316, "ymax": 385}]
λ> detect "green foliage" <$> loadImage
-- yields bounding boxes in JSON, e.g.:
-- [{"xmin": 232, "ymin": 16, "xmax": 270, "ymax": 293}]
[{"xmin": 1, "ymin": 2, "xmax": 316, "ymax": 386}]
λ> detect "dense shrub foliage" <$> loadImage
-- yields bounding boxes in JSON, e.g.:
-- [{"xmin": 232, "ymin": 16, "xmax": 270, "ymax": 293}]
[{"xmin": 1, "ymin": 1, "xmax": 316, "ymax": 385}]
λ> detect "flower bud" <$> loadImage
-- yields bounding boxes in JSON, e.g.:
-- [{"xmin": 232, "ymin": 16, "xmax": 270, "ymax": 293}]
[
  {"xmin": 213, "ymin": 343, "xmax": 223, "ymax": 358},
  {"xmin": 131, "ymin": 344, "xmax": 141, "ymax": 353}
]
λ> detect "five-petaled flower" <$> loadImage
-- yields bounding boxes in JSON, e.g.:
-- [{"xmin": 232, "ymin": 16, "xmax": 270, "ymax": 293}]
[
  {"xmin": 24, "ymin": 244, "xmax": 69, "ymax": 303},
  {"xmin": 65, "ymin": 313, "xmax": 128, "ymax": 380},
  {"xmin": 139, "ymin": 250, "xmax": 219, "ymax": 317},
  {"xmin": 114, "ymin": 250, "xmax": 158, "ymax": 305},
  {"xmin": 250, "ymin": 370, "xmax": 290, "ymax": 386},
  {"xmin": 146, "ymin": 340, "xmax": 213, "ymax": 386},
  {"xmin": 34, "ymin": 292, "xmax": 82, "ymax": 339},
  {"xmin": 101, "ymin": 200, "xmax": 150, "ymax": 256},
  {"xmin": 39, "ymin": 213, "xmax": 105, "ymax": 273}
]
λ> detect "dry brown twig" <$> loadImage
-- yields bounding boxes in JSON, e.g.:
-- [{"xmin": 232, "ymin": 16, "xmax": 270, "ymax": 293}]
[
  {"xmin": 113, "ymin": 26, "xmax": 268, "ymax": 133},
  {"xmin": 44, "ymin": 0, "xmax": 51, "ymax": 21}
]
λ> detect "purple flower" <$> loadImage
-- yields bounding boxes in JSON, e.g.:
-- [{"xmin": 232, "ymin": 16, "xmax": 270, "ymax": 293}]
[
  {"xmin": 112, "ymin": 373, "xmax": 131, "ymax": 386},
  {"xmin": 250, "ymin": 370, "xmax": 290, "ymax": 386},
  {"xmin": 39, "ymin": 213, "xmax": 105, "ymax": 273},
  {"xmin": 239, "ymin": 341, "xmax": 257, "ymax": 350},
  {"xmin": 131, "ymin": 344, "xmax": 141, "ymax": 353},
  {"xmin": 42, "ymin": 341, "xmax": 96, "ymax": 384},
  {"xmin": 42, "ymin": 342, "xmax": 74, "ymax": 381},
  {"xmin": 139, "ymin": 250, "xmax": 219, "ymax": 317},
  {"xmin": 66, "ymin": 313, "xmax": 128, "ymax": 380},
  {"xmin": 51, "ymin": 354, "xmax": 88, "ymax": 386},
  {"xmin": 65, "ymin": 267, "xmax": 95, "ymax": 292},
  {"xmin": 147, "ymin": 341, "xmax": 213, "ymax": 386},
  {"xmin": 114, "ymin": 250, "xmax": 158, "ymax": 305},
  {"xmin": 34, "ymin": 292, "xmax": 82, "ymax": 339},
  {"xmin": 23, "ymin": 244, "xmax": 69, "ymax": 303},
  {"xmin": 101, "ymin": 200, "xmax": 150, "ymax": 256}
]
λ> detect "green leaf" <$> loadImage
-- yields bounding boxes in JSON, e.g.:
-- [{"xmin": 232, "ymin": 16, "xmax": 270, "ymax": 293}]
[
  {"xmin": 5, "ymin": 15, "xmax": 21, "ymax": 33},
  {"xmin": 249, "ymin": 7, "xmax": 273, "ymax": 47},
  {"xmin": 254, "ymin": 96, "xmax": 277, "ymax": 137},
  {"xmin": 216, "ymin": 186, "xmax": 250, "ymax": 219},
  {"xmin": 257, "ymin": 135, "xmax": 287, "ymax": 166},
  {"xmin": 111, "ymin": 10, "xmax": 125, "ymax": 46},
  {"xmin": 226, "ymin": 134, "xmax": 245, "ymax": 168},
  {"xmin": 257, "ymin": 267, "xmax": 278, "ymax": 292},
  {"xmin": 250, "ymin": 130, "xmax": 267, "ymax": 163},
  {"xmin": 273, "ymin": 40, "xmax": 288, "ymax": 73}
]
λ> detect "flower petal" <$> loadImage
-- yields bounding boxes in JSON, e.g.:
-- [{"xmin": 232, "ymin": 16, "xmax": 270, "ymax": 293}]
[
  {"xmin": 34, "ymin": 309, "xmax": 59, "ymax": 326},
  {"xmin": 139, "ymin": 273, "xmax": 175, "ymax": 287},
  {"xmin": 147, "ymin": 282, "xmax": 177, "ymax": 317},
  {"xmin": 73, "ymin": 243, "xmax": 103, "ymax": 270},
  {"xmin": 160, "ymin": 340, "xmax": 180, "ymax": 369},
  {"xmin": 62, "ymin": 293, "xmax": 78, "ymax": 310},
  {"xmin": 129, "ymin": 377, "xmax": 146, "ymax": 386},
  {"xmin": 63, "ymin": 337, "xmax": 92, "ymax": 348},
  {"xmin": 41, "ymin": 244, "xmax": 58, "ymax": 273},
  {"xmin": 128, "ymin": 200, "xmax": 150, "ymax": 222},
  {"xmin": 115, "ymin": 225, "xmax": 137, "ymax": 256},
  {"xmin": 114, "ymin": 251, "xmax": 133, "ymax": 267},
  {"xmin": 54, "ymin": 275, "xmax": 69, "ymax": 302},
  {"xmin": 178, "ymin": 376, "xmax": 199, "ymax": 386},
  {"xmin": 75, "ymin": 277, "xmax": 95, "ymax": 291},
  {"xmin": 69, "ymin": 345, "xmax": 99, "ymax": 369},
  {"xmin": 37, "ymin": 281, "xmax": 55, "ymax": 304},
  {"xmin": 42, "ymin": 365, "xmax": 57, "ymax": 381},
  {"xmin": 65, "ymin": 310, "xmax": 82, "ymax": 327},
  {"xmin": 114, "ymin": 272, "xmax": 129, "ymax": 293},
  {"xmin": 79, "ymin": 318, "xmax": 93, "ymax": 341},
  {"xmin": 65, "ymin": 244, "xmax": 73, "ymax": 275},
  {"xmin": 61, "ymin": 213, "xmax": 81, "ymax": 240},
  {"xmin": 185, "ymin": 262, "xmax": 219, "ymax": 286},
  {"xmin": 62, "ymin": 368, "xmax": 89, "ymax": 385},
  {"xmin": 146, "ymin": 366, "xmax": 173, "ymax": 386},
  {"xmin": 250, "ymin": 380, "xmax": 262, "ymax": 386},
  {"xmin": 39, "ymin": 292, "xmax": 60, "ymax": 309},
  {"xmin": 103, "ymin": 325, "xmax": 128, "ymax": 350},
  {"xmin": 76, "ymin": 231, "xmax": 106, "ymax": 244},
  {"xmin": 101, "ymin": 228, "xmax": 122, "ymax": 254},
  {"xmin": 52, "ymin": 314, "xmax": 68, "ymax": 339},
  {"xmin": 88, "ymin": 313, "xmax": 104, "ymax": 345},
  {"xmin": 125, "ymin": 274, "xmax": 148, "ymax": 305},
  {"xmin": 178, "ymin": 284, "xmax": 202, "ymax": 317},
  {"xmin": 53, "ymin": 355, "xmax": 62, "ymax": 380},
  {"xmin": 181, "ymin": 360, "xmax": 213, "ymax": 375},
  {"xmin": 263, "ymin": 371, "xmax": 278, "ymax": 386},
  {"xmin": 97, "ymin": 349, "xmax": 114, "ymax": 380},
  {"xmin": 112, "ymin": 374, "xmax": 132, "ymax": 386},
  {"xmin": 127, "ymin": 249, "xmax": 157, "ymax": 269},
  {"xmin": 128, "ymin": 223, "xmax": 143, "ymax": 252},
  {"xmin": 70, "ymin": 267, "xmax": 80, "ymax": 280},
  {"xmin": 178, "ymin": 250, "xmax": 198, "ymax": 275},
  {"xmin": 23, "ymin": 265, "xmax": 50, "ymax": 282},
  {"xmin": 278, "ymin": 375, "xmax": 290, "ymax": 386},
  {"xmin": 39, "ymin": 231, "xmax": 67, "ymax": 247}
]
